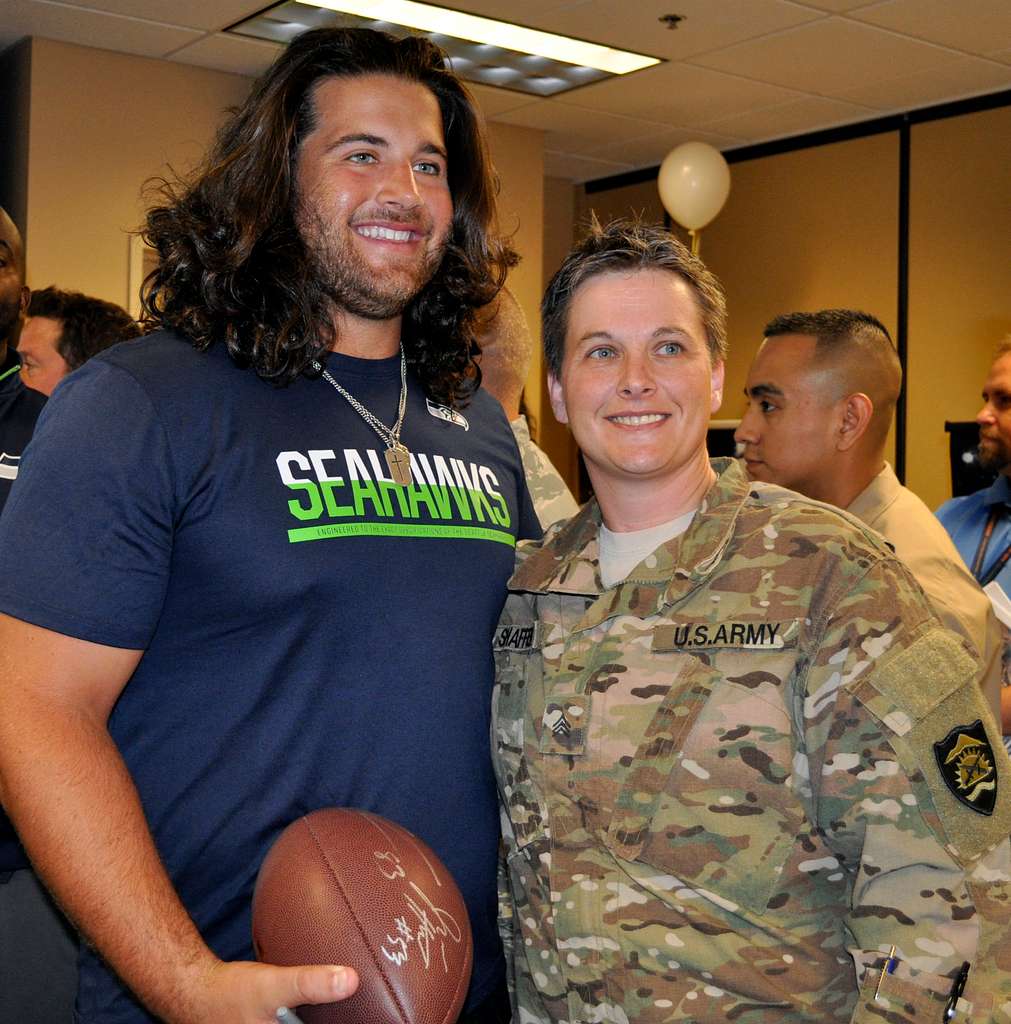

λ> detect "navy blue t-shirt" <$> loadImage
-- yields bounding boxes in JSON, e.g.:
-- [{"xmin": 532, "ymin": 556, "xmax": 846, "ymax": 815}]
[{"xmin": 0, "ymin": 332, "xmax": 539, "ymax": 1023}]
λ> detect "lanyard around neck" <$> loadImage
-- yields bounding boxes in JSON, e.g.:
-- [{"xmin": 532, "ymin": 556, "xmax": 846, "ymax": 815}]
[{"xmin": 971, "ymin": 506, "xmax": 1011, "ymax": 586}]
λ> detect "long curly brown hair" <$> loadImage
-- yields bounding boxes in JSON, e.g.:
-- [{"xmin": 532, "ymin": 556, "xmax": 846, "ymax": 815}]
[{"xmin": 141, "ymin": 28, "xmax": 514, "ymax": 406}]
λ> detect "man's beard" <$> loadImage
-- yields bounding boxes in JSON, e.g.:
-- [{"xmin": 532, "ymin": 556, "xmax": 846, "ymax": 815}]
[
  {"xmin": 299, "ymin": 205, "xmax": 447, "ymax": 322},
  {"xmin": 978, "ymin": 434, "xmax": 1011, "ymax": 474}
]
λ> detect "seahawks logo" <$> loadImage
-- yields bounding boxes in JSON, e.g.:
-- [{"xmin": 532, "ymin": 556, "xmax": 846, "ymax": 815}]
[
  {"xmin": 425, "ymin": 399, "xmax": 469, "ymax": 431},
  {"xmin": 933, "ymin": 719, "xmax": 997, "ymax": 815}
]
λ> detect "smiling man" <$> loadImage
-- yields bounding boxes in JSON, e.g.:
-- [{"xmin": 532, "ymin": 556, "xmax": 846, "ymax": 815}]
[
  {"xmin": 492, "ymin": 220, "xmax": 1011, "ymax": 1024},
  {"xmin": 0, "ymin": 29, "xmax": 535, "ymax": 1024}
]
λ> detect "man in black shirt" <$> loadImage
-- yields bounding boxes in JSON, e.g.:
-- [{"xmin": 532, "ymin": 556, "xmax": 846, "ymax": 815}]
[{"xmin": 0, "ymin": 206, "xmax": 45, "ymax": 512}]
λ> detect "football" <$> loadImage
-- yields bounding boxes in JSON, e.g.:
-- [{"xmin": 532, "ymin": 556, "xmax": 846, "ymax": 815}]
[{"xmin": 252, "ymin": 807, "xmax": 473, "ymax": 1024}]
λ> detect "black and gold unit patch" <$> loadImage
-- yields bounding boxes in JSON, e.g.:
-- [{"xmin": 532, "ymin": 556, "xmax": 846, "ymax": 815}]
[{"xmin": 933, "ymin": 719, "xmax": 998, "ymax": 815}]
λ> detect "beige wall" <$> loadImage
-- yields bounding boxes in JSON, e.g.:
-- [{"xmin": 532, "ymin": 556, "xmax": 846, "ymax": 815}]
[
  {"xmin": 577, "ymin": 178, "xmax": 665, "ymax": 232},
  {"xmin": 538, "ymin": 175, "xmax": 579, "ymax": 488},
  {"xmin": 907, "ymin": 105, "xmax": 1011, "ymax": 509},
  {"xmin": 24, "ymin": 39, "xmax": 252, "ymax": 309},
  {"xmin": 702, "ymin": 132, "xmax": 900, "ymax": 464},
  {"xmin": 486, "ymin": 120, "xmax": 544, "ymax": 424}
]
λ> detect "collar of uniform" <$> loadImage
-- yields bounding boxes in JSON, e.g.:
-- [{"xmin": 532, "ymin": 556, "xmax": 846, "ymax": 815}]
[
  {"xmin": 509, "ymin": 458, "xmax": 747, "ymax": 614},
  {"xmin": 846, "ymin": 461, "xmax": 900, "ymax": 522},
  {"xmin": 510, "ymin": 499, "xmax": 602, "ymax": 596},
  {"xmin": 983, "ymin": 473, "xmax": 1011, "ymax": 509}
]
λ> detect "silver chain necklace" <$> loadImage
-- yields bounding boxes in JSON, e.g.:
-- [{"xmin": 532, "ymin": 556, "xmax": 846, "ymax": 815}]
[{"xmin": 312, "ymin": 348, "xmax": 412, "ymax": 486}]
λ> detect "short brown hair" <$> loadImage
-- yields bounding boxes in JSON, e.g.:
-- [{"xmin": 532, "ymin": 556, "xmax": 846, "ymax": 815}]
[
  {"xmin": 541, "ymin": 217, "xmax": 727, "ymax": 376},
  {"xmin": 28, "ymin": 287, "xmax": 138, "ymax": 369}
]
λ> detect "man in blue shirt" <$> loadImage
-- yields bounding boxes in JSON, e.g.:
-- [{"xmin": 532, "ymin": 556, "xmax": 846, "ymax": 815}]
[
  {"xmin": 937, "ymin": 338, "xmax": 1011, "ymax": 742},
  {"xmin": 0, "ymin": 29, "xmax": 536, "ymax": 1024}
]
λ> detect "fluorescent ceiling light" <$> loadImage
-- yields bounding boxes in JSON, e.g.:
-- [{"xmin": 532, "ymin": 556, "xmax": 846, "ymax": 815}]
[{"xmin": 294, "ymin": 0, "xmax": 660, "ymax": 75}]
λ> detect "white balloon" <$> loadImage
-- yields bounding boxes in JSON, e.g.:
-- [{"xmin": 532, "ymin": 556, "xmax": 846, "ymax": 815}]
[{"xmin": 657, "ymin": 142, "xmax": 731, "ymax": 231}]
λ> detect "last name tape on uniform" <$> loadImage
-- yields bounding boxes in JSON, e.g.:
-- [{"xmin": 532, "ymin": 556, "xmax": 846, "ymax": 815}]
[
  {"xmin": 652, "ymin": 618, "xmax": 799, "ymax": 651},
  {"xmin": 493, "ymin": 622, "xmax": 542, "ymax": 652}
]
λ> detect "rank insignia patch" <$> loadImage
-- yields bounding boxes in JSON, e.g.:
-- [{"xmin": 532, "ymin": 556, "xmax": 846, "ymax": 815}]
[{"xmin": 933, "ymin": 719, "xmax": 997, "ymax": 815}]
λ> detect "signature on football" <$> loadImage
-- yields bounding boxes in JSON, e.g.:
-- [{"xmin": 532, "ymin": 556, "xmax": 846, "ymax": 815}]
[{"xmin": 374, "ymin": 850, "xmax": 463, "ymax": 971}]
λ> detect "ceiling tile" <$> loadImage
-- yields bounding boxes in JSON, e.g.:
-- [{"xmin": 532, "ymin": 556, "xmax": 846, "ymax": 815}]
[
  {"xmin": 529, "ymin": 0, "xmax": 823, "ymax": 63},
  {"xmin": 168, "ymin": 33, "xmax": 278, "ymax": 77},
  {"xmin": 467, "ymin": 82, "xmax": 540, "ymax": 119},
  {"xmin": 849, "ymin": 0, "xmax": 1011, "ymax": 58},
  {"xmin": 543, "ymin": 149, "xmax": 633, "ymax": 182},
  {"xmin": 554, "ymin": 61, "xmax": 803, "ymax": 126},
  {"xmin": 703, "ymin": 95, "xmax": 876, "ymax": 140},
  {"xmin": 692, "ymin": 18, "xmax": 965, "ymax": 98},
  {"xmin": 0, "ymin": 0, "xmax": 201, "ymax": 58},
  {"xmin": 55, "ymin": 0, "xmax": 263, "ymax": 32},
  {"xmin": 492, "ymin": 100, "xmax": 669, "ymax": 155},
  {"xmin": 447, "ymin": 0, "xmax": 588, "ymax": 20},
  {"xmin": 585, "ymin": 125, "xmax": 744, "ymax": 167},
  {"xmin": 836, "ymin": 54, "xmax": 1011, "ymax": 110}
]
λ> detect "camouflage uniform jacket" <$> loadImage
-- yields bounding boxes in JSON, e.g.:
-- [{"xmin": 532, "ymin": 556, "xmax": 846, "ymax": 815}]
[{"xmin": 493, "ymin": 458, "xmax": 1011, "ymax": 1024}]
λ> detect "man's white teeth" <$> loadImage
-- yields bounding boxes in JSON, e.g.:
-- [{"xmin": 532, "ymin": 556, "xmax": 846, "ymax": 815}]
[
  {"xmin": 357, "ymin": 225, "xmax": 413, "ymax": 241},
  {"xmin": 611, "ymin": 414, "xmax": 665, "ymax": 425}
]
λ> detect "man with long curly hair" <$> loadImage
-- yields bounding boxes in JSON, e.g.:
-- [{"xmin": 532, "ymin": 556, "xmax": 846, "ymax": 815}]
[{"xmin": 0, "ymin": 28, "xmax": 536, "ymax": 1024}]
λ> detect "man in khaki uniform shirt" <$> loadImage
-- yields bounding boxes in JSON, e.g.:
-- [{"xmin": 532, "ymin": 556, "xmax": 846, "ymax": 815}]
[{"xmin": 735, "ymin": 309, "xmax": 1004, "ymax": 727}]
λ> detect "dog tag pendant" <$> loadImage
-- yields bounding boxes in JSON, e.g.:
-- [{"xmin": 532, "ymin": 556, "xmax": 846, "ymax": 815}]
[{"xmin": 386, "ymin": 443, "xmax": 412, "ymax": 486}]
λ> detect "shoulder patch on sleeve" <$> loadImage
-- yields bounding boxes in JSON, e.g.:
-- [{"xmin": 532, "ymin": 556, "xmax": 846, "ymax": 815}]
[{"xmin": 934, "ymin": 719, "xmax": 998, "ymax": 816}]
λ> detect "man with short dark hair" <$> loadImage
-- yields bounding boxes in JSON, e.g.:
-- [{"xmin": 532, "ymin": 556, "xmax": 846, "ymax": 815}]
[
  {"xmin": 0, "ymin": 29, "xmax": 535, "ymax": 1024},
  {"xmin": 18, "ymin": 286, "xmax": 138, "ymax": 396},
  {"xmin": 938, "ymin": 336, "xmax": 1011, "ymax": 738},
  {"xmin": 735, "ymin": 309, "xmax": 1004, "ymax": 727},
  {"xmin": 493, "ymin": 221, "xmax": 1011, "ymax": 1024},
  {"xmin": 476, "ymin": 287, "xmax": 578, "ymax": 528},
  {"xmin": 0, "ymin": 206, "xmax": 45, "ymax": 509}
]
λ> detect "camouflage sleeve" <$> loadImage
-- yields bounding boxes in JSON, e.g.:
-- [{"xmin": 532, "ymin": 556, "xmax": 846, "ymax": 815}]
[
  {"xmin": 513, "ymin": 430, "xmax": 579, "ymax": 532},
  {"xmin": 800, "ymin": 560, "xmax": 1011, "ymax": 1023}
]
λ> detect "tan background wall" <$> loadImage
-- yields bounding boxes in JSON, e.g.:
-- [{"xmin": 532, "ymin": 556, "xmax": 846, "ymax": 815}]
[
  {"xmin": 23, "ymin": 39, "xmax": 252, "ymax": 308},
  {"xmin": 577, "ymin": 179, "xmax": 665, "ymax": 230},
  {"xmin": 486, "ymin": 120, "xmax": 544, "ymax": 425},
  {"xmin": 539, "ymin": 174, "xmax": 578, "ymax": 486},
  {"xmin": 702, "ymin": 131, "xmax": 900, "ymax": 464},
  {"xmin": 907, "ymin": 105, "xmax": 1011, "ymax": 509}
]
